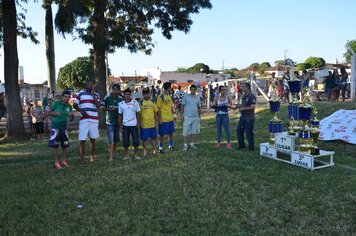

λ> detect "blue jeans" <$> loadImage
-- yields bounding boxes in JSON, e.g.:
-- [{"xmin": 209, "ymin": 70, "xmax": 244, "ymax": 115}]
[
  {"xmin": 216, "ymin": 113, "xmax": 230, "ymax": 143},
  {"xmin": 237, "ymin": 117, "xmax": 255, "ymax": 150},
  {"xmin": 106, "ymin": 124, "xmax": 119, "ymax": 144}
]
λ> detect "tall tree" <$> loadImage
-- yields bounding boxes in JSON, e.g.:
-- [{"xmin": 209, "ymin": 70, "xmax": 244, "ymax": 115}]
[
  {"xmin": 1, "ymin": 0, "xmax": 39, "ymax": 140},
  {"xmin": 43, "ymin": 0, "xmax": 56, "ymax": 92},
  {"xmin": 2, "ymin": 0, "xmax": 24, "ymax": 139},
  {"xmin": 54, "ymin": 0, "xmax": 212, "ymax": 127},
  {"xmin": 55, "ymin": 0, "xmax": 212, "ymax": 97}
]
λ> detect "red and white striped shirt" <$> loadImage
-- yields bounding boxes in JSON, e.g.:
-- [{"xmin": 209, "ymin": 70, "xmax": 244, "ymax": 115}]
[{"xmin": 74, "ymin": 90, "xmax": 100, "ymax": 122}]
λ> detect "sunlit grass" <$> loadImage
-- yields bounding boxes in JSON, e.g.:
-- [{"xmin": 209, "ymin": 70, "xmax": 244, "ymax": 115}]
[{"xmin": 0, "ymin": 101, "xmax": 355, "ymax": 234}]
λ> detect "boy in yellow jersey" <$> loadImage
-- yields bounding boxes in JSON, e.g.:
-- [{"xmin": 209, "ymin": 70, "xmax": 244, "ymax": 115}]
[
  {"xmin": 156, "ymin": 82, "xmax": 175, "ymax": 153},
  {"xmin": 140, "ymin": 87, "xmax": 159, "ymax": 157}
]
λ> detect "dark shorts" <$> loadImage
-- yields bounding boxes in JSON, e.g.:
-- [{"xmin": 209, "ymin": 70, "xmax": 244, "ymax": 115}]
[
  {"xmin": 34, "ymin": 122, "xmax": 44, "ymax": 134},
  {"xmin": 140, "ymin": 127, "xmax": 157, "ymax": 141},
  {"xmin": 48, "ymin": 129, "xmax": 69, "ymax": 148},
  {"xmin": 158, "ymin": 121, "xmax": 175, "ymax": 136},
  {"xmin": 122, "ymin": 126, "xmax": 139, "ymax": 148}
]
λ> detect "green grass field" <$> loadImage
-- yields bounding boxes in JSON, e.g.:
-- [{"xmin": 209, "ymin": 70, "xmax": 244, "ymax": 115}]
[{"xmin": 0, "ymin": 101, "xmax": 355, "ymax": 235}]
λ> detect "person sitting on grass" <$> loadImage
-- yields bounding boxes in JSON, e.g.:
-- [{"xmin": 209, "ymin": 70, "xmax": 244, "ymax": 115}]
[
  {"xmin": 118, "ymin": 88, "xmax": 141, "ymax": 160},
  {"xmin": 139, "ymin": 87, "xmax": 159, "ymax": 157},
  {"xmin": 46, "ymin": 91, "xmax": 75, "ymax": 169}
]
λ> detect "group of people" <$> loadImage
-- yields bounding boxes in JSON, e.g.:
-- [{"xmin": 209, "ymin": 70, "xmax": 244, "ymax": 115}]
[
  {"xmin": 48, "ymin": 79, "xmax": 256, "ymax": 169},
  {"xmin": 268, "ymin": 67, "xmax": 349, "ymax": 103},
  {"xmin": 323, "ymin": 67, "xmax": 349, "ymax": 101}
]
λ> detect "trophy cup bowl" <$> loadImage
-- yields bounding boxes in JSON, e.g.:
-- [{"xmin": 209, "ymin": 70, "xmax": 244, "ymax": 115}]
[
  {"xmin": 288, "ymin": 80, "xmax": 301, "ymax": 103},
  {"xmin": 299, "ymin": 106, "xmax": 312, "ymax": 121},
  {"xmin": 269, "ymin": 100, "xmax": 280, "ymax": 113}
]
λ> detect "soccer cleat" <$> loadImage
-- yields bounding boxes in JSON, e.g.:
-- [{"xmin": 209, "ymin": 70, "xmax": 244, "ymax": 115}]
[{"xmin": 54, "ymin": 162, "xmax": 62, "ymax": 169}]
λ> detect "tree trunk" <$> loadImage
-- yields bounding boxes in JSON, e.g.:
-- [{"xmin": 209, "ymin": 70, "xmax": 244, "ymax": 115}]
[
  {"xmin": 2, "ymin": 0, "xmax": 26, "ymax": 140},
  {"xmin": 45, "ymin": 4, "xmax": 56, "ymax": 92},
  {"xmin": 93, "ymin": 0, "xmax": 107, "ymax": 129}
]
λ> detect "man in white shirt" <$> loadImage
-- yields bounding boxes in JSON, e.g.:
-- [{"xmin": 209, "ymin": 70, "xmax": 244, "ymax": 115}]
[{"xmin": 118, "ymin": 88, "xmax": 141, "ymax": 160}]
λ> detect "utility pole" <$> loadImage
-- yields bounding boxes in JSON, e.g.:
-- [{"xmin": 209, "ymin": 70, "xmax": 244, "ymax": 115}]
[{"xmin": 348, "ymin": 46, "xmax": 356, "ymax": 101}]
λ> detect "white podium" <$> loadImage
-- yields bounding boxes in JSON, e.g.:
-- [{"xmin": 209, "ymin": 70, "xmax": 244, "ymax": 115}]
[{"xmin": 260, "ymin": 132, "xmax": 334, "ymax": 170}]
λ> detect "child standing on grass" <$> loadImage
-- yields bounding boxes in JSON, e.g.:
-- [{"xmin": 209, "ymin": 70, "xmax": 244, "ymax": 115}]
[
  {"xmin": 139, "ymin": 87, "xmax": 159, "ymax": 157},
  {"xmin": 156, "ymin": 82, "xmax": 175, "ymax": 153},
  {"xmin": 31, "ymin": 99, "xmax": 45, "ymax": 141},
  {"xmin": 119, "ymin": 88, "xmax": 141, "ymax": 160},
  {"xmin": 46, "ymin": 91, "xmax": 74, "ymax": 169}
]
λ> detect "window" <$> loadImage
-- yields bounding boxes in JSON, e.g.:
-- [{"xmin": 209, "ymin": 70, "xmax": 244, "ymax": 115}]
[{"xmin": 187, "ymin": 80, "xmax": 193, "ymax": 83}]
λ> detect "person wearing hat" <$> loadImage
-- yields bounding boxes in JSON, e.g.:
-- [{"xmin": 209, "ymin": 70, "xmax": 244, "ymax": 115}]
[{"xmin": 102, "ymin": 84, "xmax": 122, "ymax": 161}]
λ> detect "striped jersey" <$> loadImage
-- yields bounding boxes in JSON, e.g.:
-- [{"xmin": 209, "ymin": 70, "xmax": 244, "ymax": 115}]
[{"xmin": 74, "ymin": 90, "xmax": 100, "ymax": 122}]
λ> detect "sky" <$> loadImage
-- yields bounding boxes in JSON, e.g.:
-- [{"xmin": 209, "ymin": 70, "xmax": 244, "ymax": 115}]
[{"xmin": 1, "ymin": 0, "xmax": 356, "ymax": 84}]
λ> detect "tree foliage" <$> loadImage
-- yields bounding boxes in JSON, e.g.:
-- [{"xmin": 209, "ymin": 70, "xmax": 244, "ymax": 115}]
[
  {"xmin": 176, "ymin": 67, "xmax": 187, "ymax": 73},
  {"xmin": 186, "ymin": 63, "xmax": 210, "ymax": 73},
  {"xmin": 296, "ymin": 63, "xmax": 311, "ymax": 71},
  {"xmin": 344, "ymin": 40, "xmax": 356, "ymax": 64},
  {"xmin": 259, "ymin": 62, "xmax": 271, "ymax": 69},
  {"xmin": 54, "ymin": 0, "xmax": 212, "ymax": 92},
  {"xmin": 57, "ymin": 57, "xmax": 94, "ymax": 90},
  {"xmin": 304, "ymin": 56, "xmax": 326, "ymax": 69}
]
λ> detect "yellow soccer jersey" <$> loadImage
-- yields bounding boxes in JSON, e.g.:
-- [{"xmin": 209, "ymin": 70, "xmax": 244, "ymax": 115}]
[
  {"xmin": 156, "ymin": 94, "xmax": 173, "ymax": 122},
  {"xmin": 140, "ymin": 100, "xmax": 158, "ymax": 128}
]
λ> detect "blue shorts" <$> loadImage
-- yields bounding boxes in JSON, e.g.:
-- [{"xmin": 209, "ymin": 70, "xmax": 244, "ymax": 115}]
[
  {"xmin": 106, "ymin": 124, "xmax": 119, "ymax": 144},
  {"xmin": 140, "ymin": 127, "xmax": 157, "ymax": 141},
  {"xmin": 158, "ymin": 121, "xmax": 175, "ymax": 136}
]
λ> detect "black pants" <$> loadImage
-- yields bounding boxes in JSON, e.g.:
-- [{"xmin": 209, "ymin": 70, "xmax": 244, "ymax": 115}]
[
  {"xmin": 237, "ymin": 117, "xmax": 255, "ymax": 150},
  {"xmin": 122, "ymin": 126, "xmax": 139, "ymax": 148}
]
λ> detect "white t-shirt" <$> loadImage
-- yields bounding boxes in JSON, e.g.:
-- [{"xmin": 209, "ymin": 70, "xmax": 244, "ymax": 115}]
[{"xmin": 118, "ymin": 99, "xmax": 141, "ymax": 126}]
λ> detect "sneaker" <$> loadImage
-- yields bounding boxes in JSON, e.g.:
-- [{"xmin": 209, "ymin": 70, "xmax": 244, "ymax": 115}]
[
  {"xmin": 123, "ymin": 156, "xmax": 129, "ymax": 160},
  {"xmin": 54, "ymin": 162, "xmax": 62, "ymax": 169},
  {"xmin": 61, "ymin": 160, "xmax": 70, "ymax": 167},
  {"xmin": 215, "ymin": 143, "xmax": 221, "ymax": 148},
  {"xmin": 169, "ymin": 146, "xmax": 174, "ymax": 151},
  {"xmin": 190, "ymin": 144, "xmax": 198, "ymax": 150},
  {"xmin": 183, "ymin": 145, "xmax": 188, "ymax": 151},
  {"xmin": 226, "ymin": 143, "xmax": 231, "ymax": 149},
  {"xmin": 134, "ymin": 156, "xmax": 141, "ymax": 160}
]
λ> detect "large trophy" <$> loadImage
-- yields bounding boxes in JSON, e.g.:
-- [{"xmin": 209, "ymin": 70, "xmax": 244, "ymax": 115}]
[
  {"xmin": 268, "ymin": 94, "xmax": 283, "ymax": 145},
  {"xmin": 287, "ymin": 76, "xmax": 302, "ymax": 135}
]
